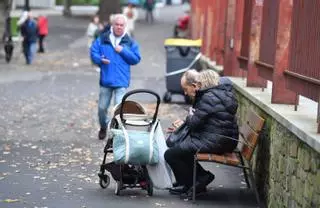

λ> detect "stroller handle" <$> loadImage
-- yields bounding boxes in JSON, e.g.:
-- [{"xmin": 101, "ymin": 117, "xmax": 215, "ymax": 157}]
[{"xmin": 120, "ymin": 89, "xmax": 161, "ymax": 125}]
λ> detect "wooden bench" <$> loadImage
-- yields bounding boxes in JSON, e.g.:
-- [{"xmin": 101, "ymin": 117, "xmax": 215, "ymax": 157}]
[{"xmin": 192, "ymin": 109, "xmax": 265, "ymax": 207}]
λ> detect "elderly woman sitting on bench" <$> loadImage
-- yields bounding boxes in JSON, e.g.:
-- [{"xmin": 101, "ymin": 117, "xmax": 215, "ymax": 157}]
[{"xmin": 164, "ymin": 69, "xmax": 239, "ymax": 199}]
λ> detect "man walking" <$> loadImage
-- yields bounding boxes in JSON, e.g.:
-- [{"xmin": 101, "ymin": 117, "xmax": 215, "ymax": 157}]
[
  {"xmin": 20, "ymin": 12, "xmax": 38, "ymax": 64},
  {"xmin": 90, "ymin": 14, "xmax": 141, "ymax": 140}
]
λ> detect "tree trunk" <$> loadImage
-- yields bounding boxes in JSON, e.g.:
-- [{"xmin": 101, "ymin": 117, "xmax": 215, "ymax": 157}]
[
  {"xmin": 0, "ymin": 0, "xmax": 11, "ymax": 37},
  {"xmin": 63, "ymin": 0, "xmax": 72, "ymax": 17},
  {"xmin": 0, "ymin": 2, "xmax": 5, "ymax": 42},
  {"xmin": 98, "ymin": 0, "xmax": 121, "ymax": 24},
  {"xmin": 0, "ymin": 0, "xmax": 10, "ymax": 57},
  {"xmin": 24, "ymin": 0, "xmax": 30, "ymax": 11}
]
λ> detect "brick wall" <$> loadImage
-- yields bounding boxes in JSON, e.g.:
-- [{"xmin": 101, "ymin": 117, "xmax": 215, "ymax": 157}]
[{"xmin": 235, "ymin": 91, "xmax": 320, "ymax": 208}]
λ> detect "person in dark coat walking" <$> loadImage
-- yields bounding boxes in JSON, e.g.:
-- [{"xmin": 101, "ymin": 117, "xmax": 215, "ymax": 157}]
[
  {"xmin": 165, "ymin": 69, "xmax": 239, "ymax": 198},
  {"xmin": 20, "ymin": 12, "xmax": 38, "ymax": 64}
]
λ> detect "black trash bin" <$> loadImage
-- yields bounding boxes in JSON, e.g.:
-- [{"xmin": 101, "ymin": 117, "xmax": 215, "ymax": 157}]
[{"xmin": 163, "ymin": 38, "xmax": 202, "ymax": 103}]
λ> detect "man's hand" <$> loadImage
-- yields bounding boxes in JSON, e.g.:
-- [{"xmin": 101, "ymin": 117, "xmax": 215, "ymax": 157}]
[
  {"xmin": 166, "ymin": 127, "xmax": 175, "ymax": 133},
  {"xmin": 101, "ymin": 58, "xmax": 110, "ymax": 64},
  {"xmin": 115, "ymin": 45, "xmax": 123, "ymax": 53}
]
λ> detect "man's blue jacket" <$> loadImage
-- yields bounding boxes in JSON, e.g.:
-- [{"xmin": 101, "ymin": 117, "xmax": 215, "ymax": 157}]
[{"xmin": 90, "ymin": 31, "xmax": 141, "ymax": 88}]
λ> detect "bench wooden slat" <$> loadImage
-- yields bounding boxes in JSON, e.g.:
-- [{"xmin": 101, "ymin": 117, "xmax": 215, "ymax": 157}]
[
  {"xmin": 196, "ymin": 152, "xmax": 240, "ymax": 166},
  {"xmin": 247, "ymin": 109, "xmax": 265, "ymax": 132},
  {"xmin": 240, "ymin": 124, "xmax": 259, "ymax": 161}
]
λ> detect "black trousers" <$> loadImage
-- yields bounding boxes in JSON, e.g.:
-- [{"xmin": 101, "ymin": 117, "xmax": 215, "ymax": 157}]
[
  {"xmin": 164, "ymin": 146, "xmax": 207, "ymax": 187},
  {"xmin": 38, "ymin": 35, "xmax": 46, "ymax": 52}
]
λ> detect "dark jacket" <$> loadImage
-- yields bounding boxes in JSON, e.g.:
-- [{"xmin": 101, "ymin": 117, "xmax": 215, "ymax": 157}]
[
  {"xmin": 179, "ymin": 77, "xmax": 239, "ymax": 154},
  {"xmin": 20, "ymin": 19, "xmax": 38, "ymax": 43},
  {"xmin": 90, "ymin": 30, "xmax": 141, "ymax": 88}
]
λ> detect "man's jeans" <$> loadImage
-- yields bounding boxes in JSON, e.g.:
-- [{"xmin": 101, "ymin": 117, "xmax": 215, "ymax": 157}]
[
  {"xmin": 98, "ymin": 86, "xmax": 126, "ymax": 129},
  {"xmin": 23, "ymin": 41, "xmax": 36, "ymax": 64}
]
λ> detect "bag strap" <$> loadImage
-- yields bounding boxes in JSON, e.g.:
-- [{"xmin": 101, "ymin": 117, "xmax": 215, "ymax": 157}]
[
  {"xmin": 148, "ymin": 120, "xmax": 159, "ymax": 164},
  {"xmin": 115, "ymin": 115, "xmax": 131, "ymax": 164}
]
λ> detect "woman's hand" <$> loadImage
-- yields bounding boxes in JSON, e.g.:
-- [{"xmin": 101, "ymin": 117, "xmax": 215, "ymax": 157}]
[
  {"xmin": 166, "ymin": 119, "xmax": 184, "ymax": 133},
  {"xmin": 172, "ymin": 119, "xmax": 184, "ymax": 128}
]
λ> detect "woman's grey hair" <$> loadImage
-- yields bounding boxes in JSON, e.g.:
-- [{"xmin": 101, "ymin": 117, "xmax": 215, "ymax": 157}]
[
  {"xmin": 182, "ymin": 69, "xmax": 200, "ymax": 85},
  {"xmin": 199, "ymin": 70, "xmax": 220, "ymax": 89},
  {"xmin": 111, "ymin": 13, "xmax": 128, "ymax": 26}
]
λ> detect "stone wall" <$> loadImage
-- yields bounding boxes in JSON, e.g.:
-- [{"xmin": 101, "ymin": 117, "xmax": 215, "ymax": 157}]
[{"xmin": 235, "ymin": 91, "xmax": 320, "ymax": 208}]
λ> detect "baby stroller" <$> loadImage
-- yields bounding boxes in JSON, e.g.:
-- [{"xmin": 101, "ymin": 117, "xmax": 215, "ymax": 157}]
[{"xmin": 98, "ymin": 89, "xmax": 161, "ymax": 196}]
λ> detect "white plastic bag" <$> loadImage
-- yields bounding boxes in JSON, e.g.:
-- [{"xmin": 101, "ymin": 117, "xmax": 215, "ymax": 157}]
[{"xmin": 146, "ymin": 122, "xmax": 174, "ymax": 189}]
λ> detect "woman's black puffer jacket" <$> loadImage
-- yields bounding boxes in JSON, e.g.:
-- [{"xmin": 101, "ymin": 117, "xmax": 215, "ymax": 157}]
[{"xmin": 179, "ymin": 77, "xmax": 239, "ymax": 154}]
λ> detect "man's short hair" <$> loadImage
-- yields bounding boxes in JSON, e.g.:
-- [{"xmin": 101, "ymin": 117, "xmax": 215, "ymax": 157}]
[
  {"xmin": 111, "ymin": 13, "xmax": 128, "ymax": 26},
  {"xmin": 182, "ymin": 69, "xmax": 200, "ymax": 85}
]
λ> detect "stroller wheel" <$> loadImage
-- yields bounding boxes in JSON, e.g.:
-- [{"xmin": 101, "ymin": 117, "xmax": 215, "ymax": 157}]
[
  {"xmin": 147, "ymin": 180, "xmax": 153, "ymax": 196},
  {"xmin": 115, "ymin": 181, "xmax": 122, "ymax": 195},
  {"xmin": 99, "ymin": 175, "xmax": 110, "ymax": 189}
]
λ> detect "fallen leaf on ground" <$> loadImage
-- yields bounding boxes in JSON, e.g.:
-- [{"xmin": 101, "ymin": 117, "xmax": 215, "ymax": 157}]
[
  {"xmin": 2, "ymin": 199, "xmax": 19, "ymax": 203},
  {"xmin": 155, "ymin": 203, "xmax": 166, "ymax": 207}
]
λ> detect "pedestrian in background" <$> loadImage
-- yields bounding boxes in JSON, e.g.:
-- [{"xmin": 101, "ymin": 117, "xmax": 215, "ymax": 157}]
[
  {"xmin": 20, "ymin": 12, "xmax": 38, "ymax": 65},
  {"xmin": 2, "ymin": 14, "xmax": 14, "ymax": 63},
  {"xmin": 90, "ymin": 14, "xmax": 141, "ymax": 140},
  {"xmin": 37, "ymin": 15, "xmax": 48, "ymax": 53},
  {"xmin": 122, "ymin": 2, "xmax": 138, "ymax": 37},
  {"xmin": 86, "ymin": 15, "xmax": 100, "ymax": 48},
  {"xmin": 144, "ymin": 0, "xmax": 155, "ymax": 24}
]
